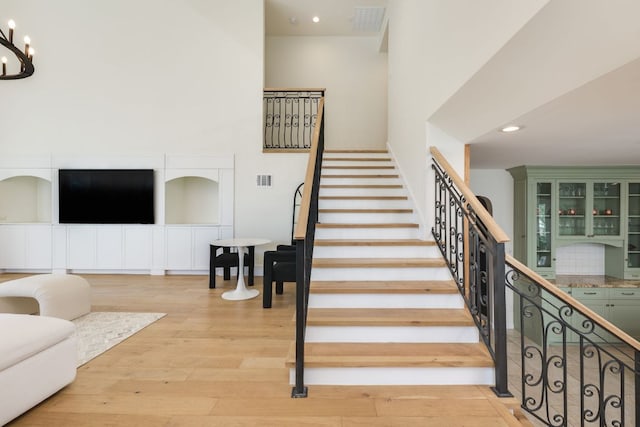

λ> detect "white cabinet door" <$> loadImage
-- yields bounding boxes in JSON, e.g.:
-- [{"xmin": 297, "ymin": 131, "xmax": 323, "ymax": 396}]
[
  {"xmin": 67, "ymin": 226, "xmax": 97, "ymax": 269},
  {"xmin": 0, "ymin": 225, "xmax": 26, "ymax": 268},
  {"xmin": 25, "ymin": 225, "xmax": 52, "ymax": 269},
  {"xmin": 124, "ymin": 226, "xmax": 152, "ymax": 269},
  {"xmin": 193, "ymin": 227, "xmax": 219, "ymax": 270},
  {"xmin": 166, "ymin": 226, "xmax": 192, "ymax": 270},
  {"xmin": 96, "ymin": 226, "xmax": 123, "ymax": 269}
]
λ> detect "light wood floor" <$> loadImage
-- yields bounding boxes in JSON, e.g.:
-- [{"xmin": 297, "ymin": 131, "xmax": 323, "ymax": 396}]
[{"xmin": 2, "ymin": 273, "xmax": 526, "ymax": 426}]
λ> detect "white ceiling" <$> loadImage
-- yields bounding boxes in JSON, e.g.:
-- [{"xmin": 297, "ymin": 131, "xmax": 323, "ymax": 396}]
[
  {"xmin": 265, "ymin": 0, "xmax": 640, "ymax": 170},
  {"xmin": 265, "ymin": 0, "xmax": 387, "ymax": 36},
  {"xmin": 469, "ymin": 57, "xmax": 640, "ymax": 169}
]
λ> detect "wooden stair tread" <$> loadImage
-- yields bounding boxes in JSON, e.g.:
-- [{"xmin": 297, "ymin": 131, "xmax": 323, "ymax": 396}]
[
  {"xmin": 324, "ymin": 149, "xmax": 388, "ymax": 153},
  {"xmin": 316, "ymin": 222, "xmax": 417, "ymax": 228},
  {"xmin": 306, "ymin": 308, "xmax": 473, "ymax": 327},
  {"xmin": 324, "ymin": 157, "xmax": 392, "ymax": 162},
  {"xmin": 319, "ymin": 196, "xmax": 408, "ymax": 201},
  {"xmin": 310, "ymin": 280, "xmax": 458, "ymax": 294},
  {"xmin": 319, "ymin": 208, "xmax": 413, "ymax": 213},
  {"xmin": 320, "ymin": 184, "xmax": 403, "ymax": 188},
  {"xmin": 322, "ymin": 165, "xmax": 395, "ymax": 169},
  {"xmin": 313, "ymin": 258, "xmax": 447, "ymax": 268},
  {"xmin": 321, "ymin": 174, "xmax": 399, "ymax": 178},
  {"xmin": 286, "ymin": 342, "xmax": 493, "ymax": 368}
]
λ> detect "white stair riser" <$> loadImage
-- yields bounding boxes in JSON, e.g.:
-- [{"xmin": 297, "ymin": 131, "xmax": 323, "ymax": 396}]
[
  {"xmin": 307, "ymin": 293, "xmax": 464, "ymax": 309},
  {"xmin": 315, "ymin": 227, "xmax": 419, "ymax": 240},
  {"xmin": 319, "ymin": 199, "xmax": 412, "ymax": 209},
  {"xmin": 319, "ymin": 187, "xmax": 406, "ymax": 197},
  {"xmin": 290, "ymin": 367, "xmax": 494, "ymax": 386},
  {"xmin": 320, "ymin": 177, "xmax": 401, "ymax": 185},
  {"xmin": 320, "ymin": 177, "xmax": 402, "ymax": 185},
  {"xmin": 322, "ymin": 169, "xmax": 397, "ymax": 176},
  {"xmin": 322, "ymin": 161, "xmax": 394, "ymax": 168},
  {"xmin": 305, "ymin": 325, "xmax": 479, "ymax": 343},
  {"xmin": 311, "ymin": 267, "xmax": 451, "ymax": 281},
  {"xmin": 323, "ymin": 153, "xmax": 389, "ymax": 159},
  {"xmin": 318, "ymin": 212, "xmax": 415, "ymax": 224},
  {"xmin": 313, "ymin": 245, "xmax": 439, "ymax": 259}
]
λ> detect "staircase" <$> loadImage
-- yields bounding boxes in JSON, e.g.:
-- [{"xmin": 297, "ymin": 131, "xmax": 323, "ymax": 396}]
[{"xmin": 287, "ymin": 149, "xmax": 495, "ymax": 386}]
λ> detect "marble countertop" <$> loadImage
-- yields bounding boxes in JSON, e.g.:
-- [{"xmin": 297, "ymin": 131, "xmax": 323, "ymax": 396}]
[{"xmin": 550, "ymin": 275, "xmax": 640, "ymax": 288}]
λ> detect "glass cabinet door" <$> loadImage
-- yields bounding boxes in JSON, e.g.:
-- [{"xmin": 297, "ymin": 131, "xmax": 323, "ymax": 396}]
[
  {"xmin": 536, "ymin": 182, "xmax": 552, "ymax": 268},
  {"xmin": 558, "ymin": 182, "xmax": 586, "ymax": 236},
  {"xmin": 592, "ymin": 182, "xmax": 621, "ymax": 236},
  {"xmin": 627, "ymin": 182, "xmax": 640, "ymax": 269}
]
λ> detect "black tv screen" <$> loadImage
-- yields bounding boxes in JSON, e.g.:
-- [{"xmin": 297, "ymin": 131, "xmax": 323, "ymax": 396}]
[{"xmin": 59, "ymin": 169, "xmax": 155, "ymax": 224}]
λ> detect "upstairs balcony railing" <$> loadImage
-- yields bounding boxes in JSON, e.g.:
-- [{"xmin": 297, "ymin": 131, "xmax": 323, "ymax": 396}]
[
  {"xmin": 263, "ymin": 89, "xmax": 325, "ymax": 152},
  {"xmin": 431, "ymin": 146, "xmax": 640, "ymax": 426}
]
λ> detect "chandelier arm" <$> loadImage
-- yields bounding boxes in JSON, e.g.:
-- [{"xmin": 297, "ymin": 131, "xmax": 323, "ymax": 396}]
[{"xmin": 0, "ymin": 32, "xmax": 35, "ymax": 80}]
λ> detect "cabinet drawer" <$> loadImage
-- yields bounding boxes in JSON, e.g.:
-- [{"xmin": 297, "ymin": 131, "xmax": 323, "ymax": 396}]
[
  {"xmin": 609, "ymin": 288, "xmax": 640, "ymax": 299},
  {"xmin": 571, "ymin": 288, "xmax": 607, "ymax": 299}
]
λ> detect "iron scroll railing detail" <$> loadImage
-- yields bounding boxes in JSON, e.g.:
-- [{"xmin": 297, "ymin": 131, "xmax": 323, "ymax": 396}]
[
  {"xmin": 505, "ymin": 261, "xmax": 640, "ymax": 427},
  {"xmin": 432, "ymin": 150, "xmax": 639, "ymax": 426},
  {"xmin": 264, "ymin": 90, "xmax": 324, "ymax": 150},
  {"xmin": 431, "ymin": 157, "xmax": 511, "ymax": 397}
]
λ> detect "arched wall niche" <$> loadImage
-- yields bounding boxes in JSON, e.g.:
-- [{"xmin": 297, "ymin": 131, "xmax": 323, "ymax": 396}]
[
  {"xmin": 165, "ymin": 176, "xmax": 219, "ymax": 224},
  {"xmin": 0, "ymin": 175, "xmax": 52, "ymax": 223}
]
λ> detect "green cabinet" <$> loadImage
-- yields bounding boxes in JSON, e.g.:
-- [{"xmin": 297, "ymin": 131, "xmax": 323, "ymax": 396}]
[
  {"xmin": 509, "ymin": 166, "xmax": 639, "ymax": 279},
  {"xmin": 557, "ymin": 181, "xmax": 622, "ymax": 240},
  {"xmin": 562, "ymin": 287, "xmax": 640, "ymax": 341},
  {"xmin": 625, "ymin": 182, "xmax": 640, "ymax": 279}
]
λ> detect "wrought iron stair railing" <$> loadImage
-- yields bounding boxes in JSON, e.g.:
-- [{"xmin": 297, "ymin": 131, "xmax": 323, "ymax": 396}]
[
  {"xmin": 430, "ymin": 146, "xmax": 640, "ymax": 426},
  {"xmin": 291, "ymin": 97, "xmax": 324, "ymax": 398}
]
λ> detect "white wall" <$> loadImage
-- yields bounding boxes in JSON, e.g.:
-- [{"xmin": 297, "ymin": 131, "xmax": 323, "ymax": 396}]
[
  {"xmin": 469, "ymin": 169, "xmax": 514, "ymax": 256},
  {"xmin": 1, "ymin": 0, "xmax": 308, "ymax": 262},
  {"xmin": 386, "ymin": 0, "xmax": 548, "ymax": 230},
  {"xmin": 265, "ymin": 36, "xmax": 387, "ymax": 149},
  {"xmin": 470, "ymin": 168, "xmax": 515, "ymax": 329}
]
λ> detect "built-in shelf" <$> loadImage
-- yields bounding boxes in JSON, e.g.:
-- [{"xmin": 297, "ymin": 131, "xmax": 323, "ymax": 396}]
[
  {"xmin": 0, "ymin": 176, "xmax": 52, "ymax": 223},
  {"xmin": 165, "ymin": 176, "xmax": 219, "ymax": 224},
  {"xmin": 0, "ymin": 154, "xmax": 234, "ymax": 274}
]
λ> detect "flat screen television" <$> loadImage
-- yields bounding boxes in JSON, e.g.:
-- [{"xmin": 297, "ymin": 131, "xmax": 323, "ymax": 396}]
[{"xmin": 59, "ymin": 169, "xmax": 155, "ymax": 224}]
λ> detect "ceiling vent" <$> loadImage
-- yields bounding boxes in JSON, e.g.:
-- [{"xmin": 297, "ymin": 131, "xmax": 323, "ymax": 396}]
[{"xmin": 352, "ymin": 7, "xmax": 386, "ymax": 32}]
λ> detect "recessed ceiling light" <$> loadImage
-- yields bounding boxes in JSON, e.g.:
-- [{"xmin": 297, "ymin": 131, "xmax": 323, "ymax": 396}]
[
  {"xmin": 289, "ymin": 17, "xmax": 298, "ymax": 25},
  {"xmin": 312, "ymin": 16, "xmax": 320, "ymax": 23},
  {"xmin": 501, "ymin": 125, "xmax": 522, "ymax": 133}
]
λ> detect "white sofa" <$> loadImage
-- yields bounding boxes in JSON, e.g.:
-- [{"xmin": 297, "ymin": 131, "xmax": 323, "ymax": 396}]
[
  {"xmin": 0, "ymin": 274, "xmax": 91, "ymax": 321},
  {"xmin": 0, "ymin": 313, "xmax": 77, "ymax": 425}
]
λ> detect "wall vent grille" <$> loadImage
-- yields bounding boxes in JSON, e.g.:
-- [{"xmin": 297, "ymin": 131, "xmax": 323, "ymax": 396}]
[{"xmin": 257, "ymin": 174, "xmax": 272, "ymax": 187}]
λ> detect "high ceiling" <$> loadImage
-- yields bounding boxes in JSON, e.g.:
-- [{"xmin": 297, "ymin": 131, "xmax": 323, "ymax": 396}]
[
  {"xmin": 265, "ymin": 0, "xmax": 640, "ymax": 170},
  {"xmin": 265, "ymin": 0, "xmax": 387, "ymax": 37}
]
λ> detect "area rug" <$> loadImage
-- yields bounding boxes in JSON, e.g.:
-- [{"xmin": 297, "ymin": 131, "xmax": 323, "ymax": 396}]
[{"xmin": 72, "ymin": 312, "xmax": 166, "ymax": 366}]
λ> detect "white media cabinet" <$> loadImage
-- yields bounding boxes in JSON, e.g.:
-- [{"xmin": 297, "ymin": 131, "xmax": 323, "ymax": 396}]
[{"xmin": 0, "ymin": 154, "xmax": 234, "ymax": 275}]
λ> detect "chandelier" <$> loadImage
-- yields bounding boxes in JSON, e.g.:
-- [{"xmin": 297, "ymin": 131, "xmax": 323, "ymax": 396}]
[{"xmin": 0, "ymin": 19, "xmax": 35, "ymax": 80}]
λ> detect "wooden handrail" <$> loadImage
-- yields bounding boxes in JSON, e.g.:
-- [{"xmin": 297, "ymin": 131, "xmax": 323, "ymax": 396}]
[
  {"xmin": 430, "ymin": 146, "xmax": 510, "ymax": 244},
  {"xmin": 294, "ymin": 98, "xmax": 324, "ymax": 240},
  {"xmin": 507, "ymin": 254, "xmax": 640, "ymax": 352}
]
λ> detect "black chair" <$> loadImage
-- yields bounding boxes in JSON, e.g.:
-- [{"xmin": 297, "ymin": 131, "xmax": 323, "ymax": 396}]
[
  {"xmin": 262, "ymin": 183, "xmax": 303, "ymax": 308},
  {"xmin": 209, "ymin": 245, "xmax": 254, "ymax": 289}
]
